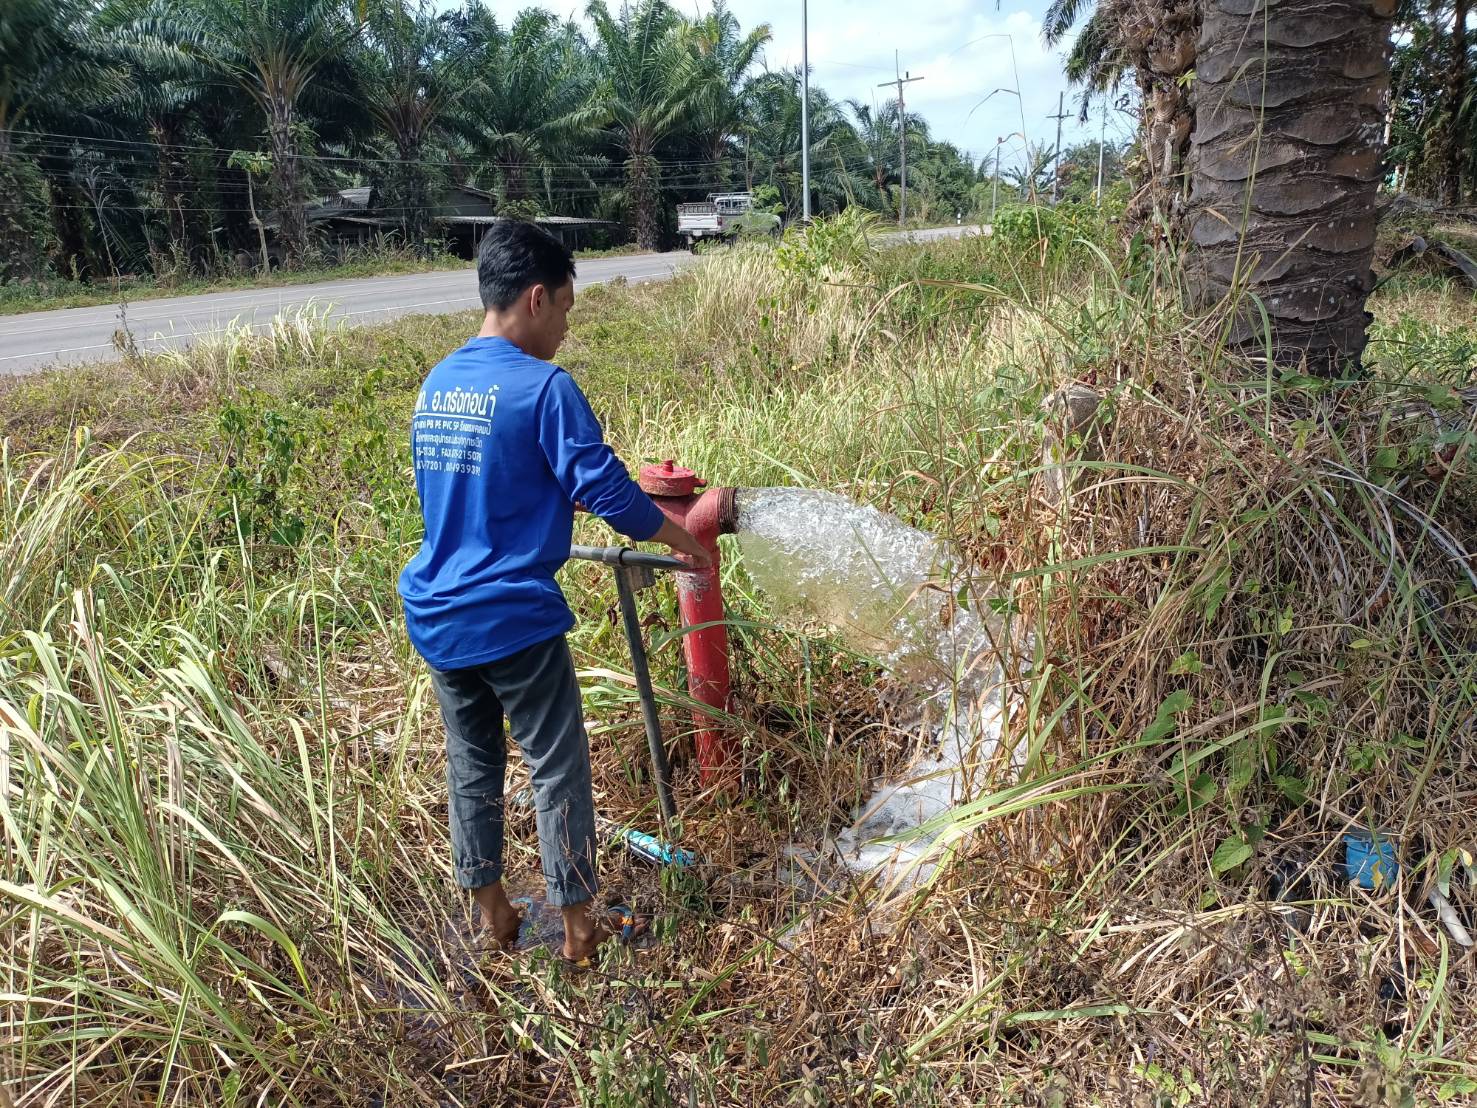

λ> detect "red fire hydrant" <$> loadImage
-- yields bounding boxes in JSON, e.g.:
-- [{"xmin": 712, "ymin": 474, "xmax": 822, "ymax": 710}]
[{"xmin": 638, "ymin": 460, "xmax": 738, "ymax": 785}]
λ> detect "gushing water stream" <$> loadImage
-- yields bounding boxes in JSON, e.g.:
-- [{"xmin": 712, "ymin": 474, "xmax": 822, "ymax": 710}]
[{"xmin": 734, "ymin": 488, "xmax": 1008, "ymax": 881}]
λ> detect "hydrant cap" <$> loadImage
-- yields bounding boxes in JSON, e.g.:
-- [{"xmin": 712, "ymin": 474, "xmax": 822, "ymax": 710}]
[{"xmin": 639, "ymin": 459, "xmax": 703, "ymax": 497}]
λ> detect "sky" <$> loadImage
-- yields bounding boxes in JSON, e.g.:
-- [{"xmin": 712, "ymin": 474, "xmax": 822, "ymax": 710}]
[{"xmin": 446, "ymin": 0, "xmax": 1140, "ymax": 175}]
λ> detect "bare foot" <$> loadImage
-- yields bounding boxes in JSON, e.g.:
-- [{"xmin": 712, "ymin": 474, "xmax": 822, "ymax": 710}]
[
  {"xmin": 471, "ymin": 883, "xmax": 524, "ymax": 949},
  {"xmin": 561, "ymin": 903, "xmax": 649, "ymax": 964}
]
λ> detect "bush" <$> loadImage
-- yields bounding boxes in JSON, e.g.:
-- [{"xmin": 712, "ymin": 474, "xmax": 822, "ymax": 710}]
[
  {"xmin": 773, "ymin": 207, "xmax": 879, "ymax": 279},
  {"xmin": 988, "ymin": 202, "xmax": 1116, "ymax": 267}
]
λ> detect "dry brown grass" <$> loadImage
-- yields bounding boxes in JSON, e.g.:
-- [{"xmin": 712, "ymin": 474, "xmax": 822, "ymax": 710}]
[{"xmin": 3, "ymin": 229, "xmax": 1476, "ymax": 1106}]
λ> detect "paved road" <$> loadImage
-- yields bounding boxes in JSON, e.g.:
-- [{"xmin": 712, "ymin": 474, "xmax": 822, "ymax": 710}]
[{"xmin": 0, "ymin": 225, "xmax": 982, "ymax": 377}]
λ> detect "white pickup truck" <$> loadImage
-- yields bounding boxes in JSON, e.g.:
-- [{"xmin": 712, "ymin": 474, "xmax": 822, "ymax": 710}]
[{"xmin": 675, "ymin": 193, "xmax": 782, "ymax": 249}]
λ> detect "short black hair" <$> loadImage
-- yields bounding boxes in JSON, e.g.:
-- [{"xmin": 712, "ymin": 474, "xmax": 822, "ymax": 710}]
[{"xmin": 477, "ymin": 219, "xmax": 576, "ymax": 311}]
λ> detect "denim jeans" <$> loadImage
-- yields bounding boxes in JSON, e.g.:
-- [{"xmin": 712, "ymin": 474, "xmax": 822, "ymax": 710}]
[{"xmin": 428, "ymin": 633, "xmax": 598, "ymax": 908}]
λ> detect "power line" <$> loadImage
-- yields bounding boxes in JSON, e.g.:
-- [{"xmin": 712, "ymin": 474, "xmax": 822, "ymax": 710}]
[
  {"xmin": 21, "ymin": 127, "xmax": 1022, "ymax": 201},
  {"xmin": 10, "ymin": 128, "xmax": 745, "ymax": 173},
  {"xmin": 12, "ymin": 125, "xmax": 1014, "ymax": 176}
]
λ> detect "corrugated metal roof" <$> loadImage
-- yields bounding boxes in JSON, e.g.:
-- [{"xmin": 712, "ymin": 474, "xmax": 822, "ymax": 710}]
[
  {"xmin": 536, "ymin": 215, "xmax": 614, "ymax": 226},
  {"xmin": 441, "ymin": 214, "xmax": 613, "ymax": 226}
]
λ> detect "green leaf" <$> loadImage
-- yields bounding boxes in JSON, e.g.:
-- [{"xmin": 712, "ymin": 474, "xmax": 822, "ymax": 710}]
[
  {"xmin": 1349, "ymin": 638, "xmax": 1373, "ymax": 650},
  {"xmin": 1142, "ymin": 690, "xmax": 1192, "ymax": 745},
  {"xmin": 1274, "ymin": 775, "xmax": 1307, "ymax": 806},
  {"xmin": 1426, "ymin": 384, "xmax": 1458, "ymax": 409},
  {"xmin": 1169, "ymin": 651, "xmax": 1203, "ymax": 676},
  {"xmin": 1228, "ymin": 737, "xmax": 1259, "ymax": 798},
  {"xmin": 1438, "ymin": 848, "xmax": 1458, "ymax": 899},
  {"xmin": 1169, "ymin": 772, "xmax": 1217, "ymax": 818},
  {"xmin": 1439, "ymin": 1077, "xmax": 1477, "ymax": 1101},
  {"xmin": 216, "ymin": 910, "xmax": 311, "ymax": 994},
  {"xmin": 1211, "ymin": 835, "xmax": 1253, "ymax": 875}
]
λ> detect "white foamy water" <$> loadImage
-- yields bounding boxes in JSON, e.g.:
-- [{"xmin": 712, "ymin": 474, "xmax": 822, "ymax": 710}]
[{"xmin": 734, "ymin": 488, "xmax": 1009, "ymax": 883}]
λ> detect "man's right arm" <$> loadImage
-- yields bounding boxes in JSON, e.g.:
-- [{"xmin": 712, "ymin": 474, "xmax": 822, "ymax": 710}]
[{"xmin": 537, "ymin": 372, "xmax": 709, "ymax": 566}]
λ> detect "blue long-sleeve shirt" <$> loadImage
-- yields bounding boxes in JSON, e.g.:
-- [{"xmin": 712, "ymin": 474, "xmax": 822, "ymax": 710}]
[{"xmin": 397, "ymin": 336, "xmax": 665, "ymax": 669}]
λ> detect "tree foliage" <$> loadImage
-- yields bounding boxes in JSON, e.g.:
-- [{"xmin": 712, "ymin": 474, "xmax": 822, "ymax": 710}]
[{"xmin": 0, "ymin": 0, "xmax": 985, "ymax": 284}]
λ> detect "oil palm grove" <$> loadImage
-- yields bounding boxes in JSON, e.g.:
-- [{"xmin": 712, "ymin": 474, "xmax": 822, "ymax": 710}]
[
  {"xmin": 0, "ymin": 0, "xmax": 1460, "ymax": 373},
  {"xmin": 0, "ymin": 0, "xmax": 981, "ymax": 278}
]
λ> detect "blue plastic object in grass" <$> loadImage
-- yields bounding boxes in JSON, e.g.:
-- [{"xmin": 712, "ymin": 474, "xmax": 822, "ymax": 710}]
[
  {"xmin": 614, "ymin": 826, "xmax": 698, "ymax": 868},
  {"xmin": 1343, "ymin": 830, "xmax": 1399, "ymax": 889}
]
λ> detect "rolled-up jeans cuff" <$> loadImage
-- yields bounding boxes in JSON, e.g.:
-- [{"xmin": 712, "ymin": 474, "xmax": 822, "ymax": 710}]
[
  {"xmin": 456, "ymin": 861, "xmax": 503, "ymax": 890},
  {"xmin": 544, "ymin": 879, "xmax": 595, "ymax": 908}
]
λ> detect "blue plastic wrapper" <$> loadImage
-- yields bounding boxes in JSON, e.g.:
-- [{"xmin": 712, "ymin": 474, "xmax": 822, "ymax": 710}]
[
  {"xmin": 618, "ymin": 828, "xmax": 697, "ymax": 868},
  {"xmin": 1344, "ymin": 830, "xmax": 1399, "ymax": 889}
]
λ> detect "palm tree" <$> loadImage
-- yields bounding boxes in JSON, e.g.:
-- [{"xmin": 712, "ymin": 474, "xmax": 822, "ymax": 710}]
[
  {"xmin": 1386, "ymin": 1, "xmax": 1461, "ymax": 197},
  {"xmin": 160, "ymin": 0, "xmax": 366, "ymax": 266},
  {"xmin": 0, "ymin": 0, "xmax": 126, "ymax": 280},
  {"xmin": 744, "ymin": 70, "xmax": 871, "ymax": 218},
  {"xmin": 1043, "ymin": 0, "xmax": 1130, "ymax": 93},
  {"xmin": 455, "ymin": 6, "xmax": 601, "ymax": 206},
  {"xmin": 687, "ymin": 2, "xmax": 770, "ymax": 190},
  {"xmin": 1435, "ymin": 0, "xmax": 1471, "ymax": 203},
  {"xmin": 99, "ymin": 3, "xmax": 219, "ymax": 273},
  {"xmin": 355, "ymin": 0, "xmax": 479, "ymax": 250},
  {"xmin": 846, "ymin": 98, "xmax": 930, "ymax": 215},
  {"xmin": 847, "ymin": 100, "xmax": 896, "ymax": 203},
  {"xmin": 586, "ymin": 0, "xmax": 701, "ymax": 250},
  {"xmin": 1185, "ymin": 0, "xmax": 1395, "ymax": 373},
  {"xmin": 1044, "ymin": 0, "xmax": 1197, "ymax": 233},
  {"xmin": 1003, "ymin": 141, "xmax": 1056, "ymax": 201}
]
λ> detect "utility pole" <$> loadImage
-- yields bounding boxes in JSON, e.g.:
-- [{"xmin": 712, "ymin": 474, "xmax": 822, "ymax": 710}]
[
  {"xmin": 878, "ymin": 55, "xmax": 923, "ymax": 225},
  {"xmin": 1094, "ymin": 96, "xmax": 1107, "ymax": 205},
  {"xmin": 801, "ymin": 0, "xmax": 810, "ymax": 220},
  {"xmin": 1048, "ymin": 91, "xmax": 1069, "ymax": 204}
]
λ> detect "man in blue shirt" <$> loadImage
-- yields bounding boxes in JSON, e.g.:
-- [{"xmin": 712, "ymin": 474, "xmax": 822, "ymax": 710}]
[{"xmin": 398, "ymin": 221, "xmax": 708, "ymax": 963}]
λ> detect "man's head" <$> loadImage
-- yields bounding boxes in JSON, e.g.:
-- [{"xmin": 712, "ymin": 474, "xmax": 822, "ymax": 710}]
[{"xmin": 477, "ymin": 220, "xmax": 577, "ymax": 360}]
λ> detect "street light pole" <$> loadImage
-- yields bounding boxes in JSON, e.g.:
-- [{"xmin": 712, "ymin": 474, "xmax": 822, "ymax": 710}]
[
  {"xmin": 965, "ymin": 89, "xmax": 1017, "ymax": 225},
  {"xmin": 801, "ymin": 0, "xmax": 811, "ymax": 221}
]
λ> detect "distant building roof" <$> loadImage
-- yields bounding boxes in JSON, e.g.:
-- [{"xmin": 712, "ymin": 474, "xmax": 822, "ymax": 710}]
[
  {"xmin": 304, "ymin": 188, "xmax": 373, "ymax": 220},
  {"xmin": 536, "ymin": 215, "xmax": 614, "ymax": 226},
  {"xmin": 442, "ymin": 214, "xmax": 613, "ymax": 227},
  {"xmin": 274, "ymin": 184, "xmax": 608, "ymax": 234}
]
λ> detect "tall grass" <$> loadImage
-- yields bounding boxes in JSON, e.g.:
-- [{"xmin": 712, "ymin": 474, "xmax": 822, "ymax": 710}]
[{"xmin": 3, "ymin": 215, "xmax": 1476, "ymax": 1104}]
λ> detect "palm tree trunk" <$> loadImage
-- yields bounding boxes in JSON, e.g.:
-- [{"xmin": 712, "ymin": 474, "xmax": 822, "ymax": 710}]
[
  {"xmin": 1185, "ymin": 0, "xmax": 1396, "ymax": 375},
  {"xmin": 627, "ymin": 147, "xmax": 661, "ymax": 251},
  {"xmin": 708, "ymin": 133, "xmax": 730, "ymax": 191},
  {"xmin": 504, "ymin": 155, "xmax": 530, "ymax": 202},
  {"xmin": 266, "ymin": 101, "xmax": 308, "ymax": 266},
  {"xmin": 37, "ymin": 152, "xmax": 95, "ymax": 282},
  {"xmin": 389, "ymin": 135, "xmax": 433, "ymax": 254},
  {"xmin": 152, "ymin": 118, "xmax": 201, "ymax": 277},
  {"xmin": 1110, "ymin": 0, "xmax": 1200, "ymax": 236},
  {"xmin": 0, "ymin": 131, "xmax": 49, "ymax": 282},
  {"xmin": 1440, "ymin": 0, "xmax": 1469, "ymax": 203}
]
